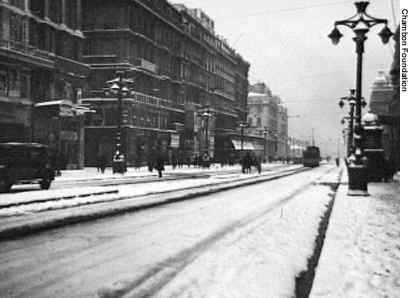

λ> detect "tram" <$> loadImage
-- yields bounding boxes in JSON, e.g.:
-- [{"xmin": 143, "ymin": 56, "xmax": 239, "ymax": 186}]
[{"xmin": 302, "ymin": 146, "xmax": 321, "ymax": 167}]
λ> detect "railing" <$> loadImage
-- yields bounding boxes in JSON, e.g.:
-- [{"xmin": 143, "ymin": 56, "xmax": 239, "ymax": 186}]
[
  {"xmin": 83, "ymin": 55, "xmax": 119, "ymax": 64},
  {"xmin": 132, "ymin": 91, "xmax": 184, "ymax": 112},
  {"xmin": 135, "ymin": 58, "xmax": 158, "ymax": 73},
  {"xmin": 0, "ymin": 38, "xmax": 53, "ymax": 61}
]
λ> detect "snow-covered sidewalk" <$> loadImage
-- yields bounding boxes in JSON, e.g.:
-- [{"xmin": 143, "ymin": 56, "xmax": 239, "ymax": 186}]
[
  {"xmin": 310, "ymin": 172, "xmax": 400, "ymax": 298},
  {"xmin": 52, "ymin": 163, "xmax": 284, "ymax": 184}
]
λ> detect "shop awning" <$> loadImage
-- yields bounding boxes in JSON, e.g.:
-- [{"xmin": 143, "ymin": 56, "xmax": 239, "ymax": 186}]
[
  {"xmin": 231, "ymin": 139, "xmax": 255, "ymax": 150},
  {"xmin": 34, "ymin": 100, "xmax": 74, "ymax": 117},
  {"xmin": 34, "ymin": 100, "xmax": 95, "ymax": 117}
]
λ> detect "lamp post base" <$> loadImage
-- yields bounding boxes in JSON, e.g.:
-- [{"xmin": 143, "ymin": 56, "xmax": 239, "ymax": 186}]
[
  {"xmin": 347, "ymin": 163, "xmax": 369, "ymax": 196},
  {"xmin": 112, "ymin": 156, "xmax": 127, "ymax": 174}
]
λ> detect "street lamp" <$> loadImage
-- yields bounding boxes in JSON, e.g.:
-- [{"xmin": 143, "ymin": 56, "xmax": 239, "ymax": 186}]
[
  {"xmin": 263, "ymin": 128, "xmax": 268, "ymax": 162},
  {"xmin": 328, "ymin": 1, "xmax": 393, "ymax": 195},
  {"xmin": 104, "ymin": 71, "xmax": 133, "ymax": 174},
  {"xmin": 238, "ymin": 122, "xmax": 248, "ymax": 153},
  {"xmin": 199, "ymin": 105, "xmax": 212, "ymax": 154},
  {"xmin": 338, "ymin": 89, "xmax": 366, "ymax": 156}
]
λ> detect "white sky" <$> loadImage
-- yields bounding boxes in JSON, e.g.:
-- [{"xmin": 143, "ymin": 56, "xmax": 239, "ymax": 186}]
[{"xmin": 174, "ymin": 0, "xmax": 400, "ymax": 156}]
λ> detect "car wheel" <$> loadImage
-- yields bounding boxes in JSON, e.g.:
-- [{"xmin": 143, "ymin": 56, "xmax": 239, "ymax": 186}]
[{"xmin": 40, "ymin": 178, "xmax": 51, "ymax": 190}]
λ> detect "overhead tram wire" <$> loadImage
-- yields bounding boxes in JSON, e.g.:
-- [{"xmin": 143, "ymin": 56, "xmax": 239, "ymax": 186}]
[
  {"xmin": 390, "ymin": 0, "xmax": 397, "ymax": 26},
  {"xmin": 218, "ymin": 0, "xmax": 351, "ymax": 22}
]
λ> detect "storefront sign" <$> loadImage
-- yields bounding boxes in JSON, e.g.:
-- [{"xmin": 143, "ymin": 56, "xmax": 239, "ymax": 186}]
[
  {"xmin": 170, "ymin": 134, "xmax": 180, "ymax": 148},
  {"xmin": 61, "ymin": 131, "xmax": 78, "ymax": 141}
]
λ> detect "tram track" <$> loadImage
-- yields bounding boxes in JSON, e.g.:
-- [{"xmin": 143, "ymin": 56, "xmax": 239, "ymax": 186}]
[
  {"xmin": 0, "ymin": 165, "xmax": 303, "ymax": 212},
  {"xmin": 0, "ymin": 165, "xmax": 310, "ymax": 240}
]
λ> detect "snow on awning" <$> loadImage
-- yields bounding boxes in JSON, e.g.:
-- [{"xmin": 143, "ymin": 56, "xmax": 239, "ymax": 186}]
[
  {"xmin": 34, "ymin": 100, "xmax": 68, "ymax": 107},
  {"xmin": 231, "ymin": 139, "xmax": 255, "ymax": 150},
  {"xmin": 34, "ymin": 100, "xmax": 95, "ymax": 116},
  {"xmin": 34, "ymin": 100, "xmax": 74, "ymax": 117}
]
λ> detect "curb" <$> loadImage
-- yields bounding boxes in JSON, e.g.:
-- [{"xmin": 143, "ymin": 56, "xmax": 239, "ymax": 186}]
[
  {"xmin": 0, "ymin": 168, "xmax": 309, "ymax": 241},
  {"xmin": 0, "ymin": 189, "xmax": 119, "ymax": 209}
]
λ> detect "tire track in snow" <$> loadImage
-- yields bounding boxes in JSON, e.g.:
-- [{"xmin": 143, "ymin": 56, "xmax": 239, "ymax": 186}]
[{"xmin": 97, "ymin": 167, "xmax": 336, "ymax": 298}]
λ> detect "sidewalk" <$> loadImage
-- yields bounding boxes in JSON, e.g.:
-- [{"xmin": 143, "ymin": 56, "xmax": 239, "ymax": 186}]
[{"xmin": 310, "ymin": 171, "xmax": 400, "ymax": 297}]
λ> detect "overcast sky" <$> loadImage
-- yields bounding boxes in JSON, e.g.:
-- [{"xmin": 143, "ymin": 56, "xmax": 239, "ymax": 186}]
[{"xmin": 175, "ymin": 0, "xmax": 400, "ymax": 156}]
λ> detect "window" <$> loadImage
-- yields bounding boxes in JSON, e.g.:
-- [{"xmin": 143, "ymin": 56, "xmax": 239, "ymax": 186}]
[
  {"xmin": 10, "ymin": 0, "xmax": 25, "ymax": 10},
  {"xmin": 9, "ymin": 13, "xmax": 24, "ymax": 42},
  {"xmin": 20, "ymin": 72, "xmax": 29, "ymax": 98},
  {"xmin": 30, "ymin": 0, "xmax": 44, "ymax": 18},
  {"xmin": 0, "ymin": 69, "xmax": 7, "ymax": 96},
  {"xmin": 256, "ymin": 117, "xmax": 262, "ymax": 127},
  {"xmin": 49, "ymin": 0, "xmax": 62, "ymax": 24}
]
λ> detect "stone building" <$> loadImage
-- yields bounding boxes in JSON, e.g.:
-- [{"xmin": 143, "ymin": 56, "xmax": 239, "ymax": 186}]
[
  {"xmin": 389, "ymin": 25, "xmax": 400, "ymax": 172},
  {"xmin": 369, "ymin": 70, "xmax": 395, "ymax": 166},
  {"xmin": 247, "ymin": 82, "xmax": 279, "ymax": 160},
  {"xmin": 0, "ymin": 0, "xmax": 89, "ymax": 168},
  {"xmin": 277, "ymin": 105, "xmax": 288, "ymax": 158},
  {"xmin": 81, "ymin": 0, "xmax": 249, "ymax": 166}
]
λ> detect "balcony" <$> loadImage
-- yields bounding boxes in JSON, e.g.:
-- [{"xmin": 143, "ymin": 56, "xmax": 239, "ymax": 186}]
[
  {"xmin": 0, "ymin": 38, "xmax": 54, "ymax": 68},
  {"xmin": 132, "ymin": 58, "xmax": 158, "ymax": 73},
  {"xmin": 83, "ymin": 55, "xmax": 120, "ymax": 65},
  {"xmin": 132, "ymin": 91, "xmax": 184, "ymax": 113}
]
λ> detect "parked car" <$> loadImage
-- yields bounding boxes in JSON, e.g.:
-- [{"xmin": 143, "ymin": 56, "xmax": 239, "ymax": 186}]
[{"xmin": 0, "ymin": 143, "xmax": 55, "ymax": 192}]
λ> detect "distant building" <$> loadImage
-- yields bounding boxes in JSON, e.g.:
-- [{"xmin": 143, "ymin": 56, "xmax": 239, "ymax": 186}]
[
  {"xmin": 369, "ymin": 70, "xmax": 396, "ymax": 168},
  {"xmin": 369, "ymin": 70, "xmax": 394, "ymax": 116},
  {"xmin": 389, "ymin": 25, "xmax": 400, "ymax": 172},
  {"xmin": 0, "ymin": 0, "xmax": 89, "ymax": 168},
  {"xmin": 247, "ymin": 82, "xmax": 288, "ymax": 160},
  {"xmin": 277, "ymin": 105, "xmax": 288, "ymax": 158}
]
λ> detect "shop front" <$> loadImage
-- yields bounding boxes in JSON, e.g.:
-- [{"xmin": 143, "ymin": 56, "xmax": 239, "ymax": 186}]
[{"xmin": 33, "ymin": 100, "xmax": 86, "ymax": 169}]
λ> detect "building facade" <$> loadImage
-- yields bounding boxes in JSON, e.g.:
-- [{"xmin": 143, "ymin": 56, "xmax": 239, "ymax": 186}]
[
  {"xmin": 81, "ymin": 0, "xmax": 249, "ymax": 166},
  {"xmin": 247, "ymin": 82, "xmax": 279, "ymax": 160},
  {"xmin": 0, "ymin": 0, "xmax": 89, "ymax": 168},
  {"xmin": 246, "ymin": 82, "xmax": 289, "ymax": 160},
  {"xmin": 369, "ymin": 67, "xmax": 399, "ymax": 172},
  {"xmin": 389, "ymin": 25, "xmax": 400, "ymax": 172},
  {"xmin": 277, "ymin": 105, "xmax": 288, "ymax": 158}
]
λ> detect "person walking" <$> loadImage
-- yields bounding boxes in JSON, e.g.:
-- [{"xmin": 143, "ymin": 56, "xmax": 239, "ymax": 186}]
[
  {"xmin": 171, "ymin": 154, "xmax": 177, "ymax": 170},
  {"xmin": 202, "ymin": 151, "xmax": 211, "ymax": 168},
  {"xmin": 242, "ymin": 152, "xmax": 252, "ymax": 173},
  {"xmin": 254, "ymin": 156, "xmax": 262, "ymax": 174},
  {"xmin": 97, "ymin": 154, "xmax": 107, "ymax": 174},
  {"xmin": 155, "ymin": 153, "xmax": 165, "ymax": 178}
]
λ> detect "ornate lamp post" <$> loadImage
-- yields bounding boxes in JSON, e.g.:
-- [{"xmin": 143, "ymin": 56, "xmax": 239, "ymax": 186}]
[
  {"xmin": 328, "ymin": 1, "xmax": 393, "ymax": 195},
  {"xmin": 339, "ymin": 89, "xmax": 367, "ymax": 156},
  {"xmin": 104, "ymin": 71, "xmax": 133, "ymax": 174},
  {"xmin": 199, "ymin": 104, "xmax": 212, "ymax": 154},
  {"xmin": 263, "ymin": 128, "xmax": 268, "ymax": 162},
  {"xmin": 238, "ymin": 122, "xmax": 248, "ymax": 153}
]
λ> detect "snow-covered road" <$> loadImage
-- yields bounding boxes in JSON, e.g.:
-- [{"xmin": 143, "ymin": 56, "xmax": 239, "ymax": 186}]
[{"xmin": 0, "ymin": 165, "xmax": 340, "ymax": 298}]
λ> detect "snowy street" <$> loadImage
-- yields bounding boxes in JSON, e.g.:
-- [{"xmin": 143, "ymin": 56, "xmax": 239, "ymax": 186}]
[{"xmin": 0, "ymin": 164, "xmax": 340, "ymax": 298}]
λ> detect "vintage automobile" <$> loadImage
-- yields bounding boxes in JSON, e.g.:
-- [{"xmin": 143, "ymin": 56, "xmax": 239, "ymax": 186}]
[{"xmin": 0, "ymin": 143, "xmax": 55, "ymax": 192}]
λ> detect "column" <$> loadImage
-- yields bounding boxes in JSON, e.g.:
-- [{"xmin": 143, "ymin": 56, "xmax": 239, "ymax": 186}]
[
  {"xmin": 76, "ymin": 0, "xmax": 81, "ymax": 30},
  {"xmin": 44, "ymin": 0, "xmax": 49, "ymax": 19},
  {"xmin": 61, "ymin": 0, "xmax": 66, "ymax": 25}
]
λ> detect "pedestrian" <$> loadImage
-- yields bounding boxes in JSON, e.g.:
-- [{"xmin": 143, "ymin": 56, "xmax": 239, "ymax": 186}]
[
  {"xmin": 147, "ymin": 152, "xmax": 154, "ymax": 172},
  {"xmin": 135, "ymin": 155, "xmax": 141, "ymax": 171},
  {"xmin": 335, "ymin": 157, "xmax": 340, "ymax": 167},
  {"xmin": 97, "ymin": 154, "xmax": 107, "ymax": 173},
  {"xmin": 254, "ymin": 156, "xmax": 262, "ymax": 174},
  {"xmin": 202, "ymin": 151, "xmax": 211, "ymax": 168},
  {"xmin": 242, "ymin": 152, "xmax": 252, "ymax": 173},
  {"xmin": 155, "ymin": 153, "xmax": 165, "ymax": 178},
  {"xmin": 171, "ymin": 154, "xmax": 177, "ymax": 170}
]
